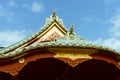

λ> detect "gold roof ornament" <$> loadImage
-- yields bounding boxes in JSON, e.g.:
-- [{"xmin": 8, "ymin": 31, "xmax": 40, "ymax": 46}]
[
  {"xmin": 69, "ymin": 24, "xmax": 75, "ymax": 38},
  {"xmin": 52, "ymin": 10, "xmax": 56, "ymax": 20}
]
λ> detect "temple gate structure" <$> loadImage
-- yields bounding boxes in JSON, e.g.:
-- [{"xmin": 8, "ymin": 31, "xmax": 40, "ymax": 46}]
[{"xmin": 0, "ymin": 11, "xmax": 120, "ymax": 80}]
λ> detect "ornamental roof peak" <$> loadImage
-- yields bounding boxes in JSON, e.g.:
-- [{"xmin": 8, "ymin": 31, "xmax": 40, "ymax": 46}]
[
  {"xmin": 55, "ymin": 25, "xmax": 87, "ymax": 43},
  {"xmin": 52, "ymin": 9, "xmax": 56, "ymax": 20},
  {"xmin": 69, "ymin": 24, "xmax": 75, "ymax": 38},
  {"xmin": 52, "ymin": 10, "xmax": 56, "ymax": 17},
  {"xmin": 41, "ymin": 10, "xmax": 67, "ymax": 30}
]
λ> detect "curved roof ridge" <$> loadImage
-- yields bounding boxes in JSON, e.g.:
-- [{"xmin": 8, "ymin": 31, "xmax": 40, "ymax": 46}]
[
  {"xmin": 40, "ymin": 11, "xmax": 67, "ymax": 31},
  {"xmin": 0, "ymin": 11, "xmax": 119, "ymax": 60},
  {"xmin": 0, "ymin": 33, "xmax": 119, "ymax": 59},
  {"xmin": 56, "ymin": 31, "xmax": 87, "ymax": 44},
  {"xmin": 0, "ymin": 11, "xmax": 68, "ymax": 54}
]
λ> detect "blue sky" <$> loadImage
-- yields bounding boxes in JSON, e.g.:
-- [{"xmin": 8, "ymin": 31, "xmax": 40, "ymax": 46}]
[{"xmin": 0, "ymin": 0, "xmax": 120, "ymax": 51}]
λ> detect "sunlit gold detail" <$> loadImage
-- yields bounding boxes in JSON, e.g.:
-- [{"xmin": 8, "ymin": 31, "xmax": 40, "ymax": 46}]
[
  {"xmin": 58, "ymin": 43, "xmax": 62, "ymax": 46},
  {"xmin": 18, "ymin": 58, "xmax": 25, "ymax": 63},
  {"xmin": 54, "ymin": 53, "xmax": 92, "ymax": 60},
  {"xmin": 118, "ymin": 62, "xmax": 120, "ymax": 65},
  {"xmin": 44, "ymin": 44, "xmax": 48, "ymax": 47},
  {"xmin": 8, "ymin": 53, "xmax": 12, "ymax": 57},
  {"xmin": 0, "ymin": 54, "xmax": 4, "ymax": 58}
]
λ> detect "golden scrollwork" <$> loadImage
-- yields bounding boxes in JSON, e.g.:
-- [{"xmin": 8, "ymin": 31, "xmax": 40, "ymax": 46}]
[{"xmin": 54, "ymin": 53, "xmax": 92, "ymax": 60}]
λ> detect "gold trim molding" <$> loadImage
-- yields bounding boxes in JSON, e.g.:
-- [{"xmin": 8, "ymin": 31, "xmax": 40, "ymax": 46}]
[{"xmin": 54, "ymin": 53, "xmax": 92, "ymax": 60}]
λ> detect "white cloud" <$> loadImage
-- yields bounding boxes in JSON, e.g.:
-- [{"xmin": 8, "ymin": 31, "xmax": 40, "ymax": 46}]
[
  {"xmin": 0, "ymin": 30, "xmax": 26, "ymax": 47},
  {"xmin": 94, "ymin": 38, "xmax": 120, "ymax": 51},
  {"xmin": 83, "ymin": 17, "xmax": 93, "ymax": 23},
  {"xmin": 104, "ymin": 0, "xmax": 118, "ymax": 4},
  {"xmin": 31, "ymin": 2, "xmax": 43, "ymax": 13},
  {"xmin": 0, "ymin": 5, "xmax": 5, "ymax": 16},
  {"xmin": 93, "ymin": 8, "xmax": 120, "ymax": 51},
  {"xmin": 109, "ymin": 11, "xmax": 120, "ymax": 38},
  {"xmin": 6, "ymin": 0, "xmax": 16, "ymax": 7},
  {"xmin": 0, "ymin": 4, "xmax": 15, "ymax": 22},
  {"xmin": 22, "ymin": 2, "xmax": 43, "ymax": 13}
]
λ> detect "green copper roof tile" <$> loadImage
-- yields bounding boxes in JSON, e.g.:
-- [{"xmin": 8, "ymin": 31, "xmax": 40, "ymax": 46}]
[
  {"xmin": 0, "ymin": 11, "xmax": 119, "ymax": 60},
  {"xmin": 0, "ymin": 11, "xmax": 68, "ymax": 55}
]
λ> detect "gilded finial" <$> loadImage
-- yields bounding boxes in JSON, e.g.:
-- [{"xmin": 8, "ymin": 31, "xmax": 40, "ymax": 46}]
[
  {"xmin": 53, "ymin": 10, "xmax": 56, "ymax": 17},
  {"xmin": 69, "ymin": 24, "xmax": 74, "ymax": 38},
  {"xmin": 70, "ymin": 24, "xmax": 74, "ymax": 34},
  {"xmin": 52, "ymin": 10, "xmax": 56, "ymax": 20}
]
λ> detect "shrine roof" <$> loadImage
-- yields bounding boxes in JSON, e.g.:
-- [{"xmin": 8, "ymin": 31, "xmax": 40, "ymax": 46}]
[
  {"xmin": 0, "ymin": 11, "xmax": 120, "ymax": 60},
  {"xmin": 0, "ymin": 30, "xmax": 119, "ymax": 60},
  {"xmin": 0, "ymin": 10, "xmax": 67, "ymax": 55}
]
